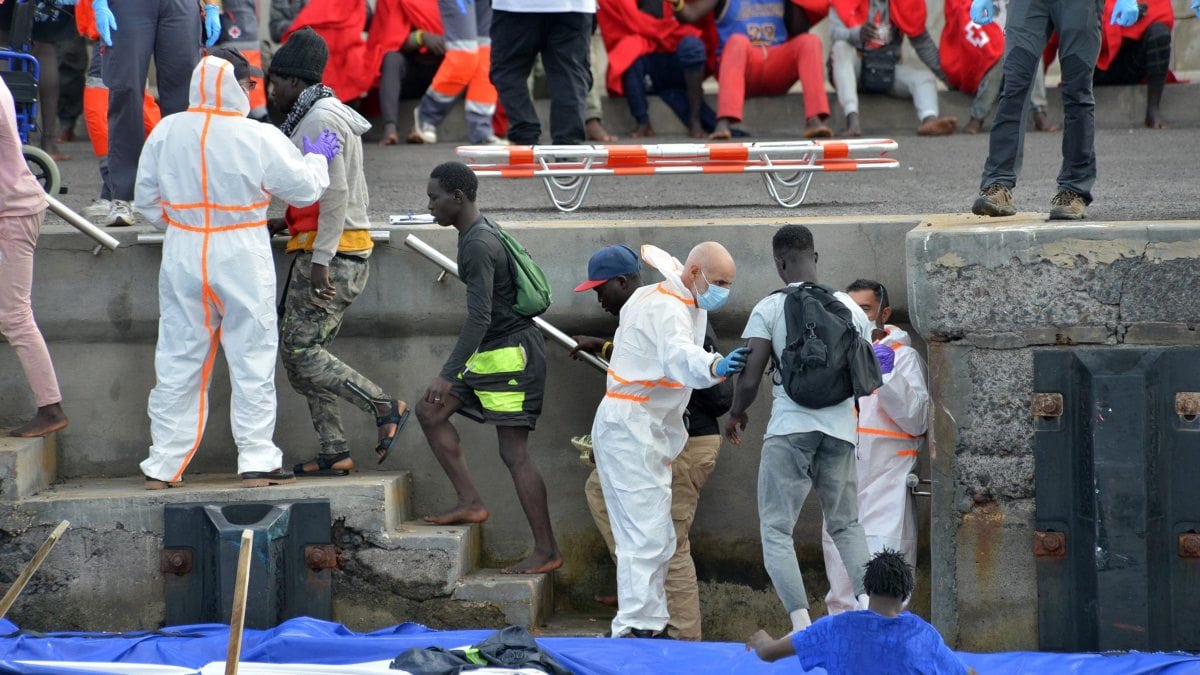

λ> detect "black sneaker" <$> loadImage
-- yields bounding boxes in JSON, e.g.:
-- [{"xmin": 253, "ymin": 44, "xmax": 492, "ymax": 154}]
[
  {"xmin": 972, "ymin": 183, "xmax": 1016, "ymax": 217},
  {"xmin": 1049, "ymin": 189, "xmax": 1087, "ymax": 220},
  {"xmin": 623, "ymin": 628, "xmax": 670, "ymax": 639}
]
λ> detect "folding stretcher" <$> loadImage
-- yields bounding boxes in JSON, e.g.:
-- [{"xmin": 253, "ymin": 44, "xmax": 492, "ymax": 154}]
[{"xmin": 456, "ymin": 139, "xmax": 900, "ymax": 212}]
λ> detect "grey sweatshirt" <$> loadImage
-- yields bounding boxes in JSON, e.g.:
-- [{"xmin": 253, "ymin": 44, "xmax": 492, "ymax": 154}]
[
  {"xmin": 829, "ymin": 4, "xmax": 946, "ymax": 82},
  {"xmin": 289, "ymin": 97, "xmax": 372, "ymax": 266}
]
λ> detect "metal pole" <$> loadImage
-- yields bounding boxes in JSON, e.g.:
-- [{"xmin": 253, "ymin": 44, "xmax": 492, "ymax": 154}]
[
  {"xmin": 403, "ymin": 233, "xmax": 609, "ymax": 374},
  {"xmin": 45, "ymin": 195, "xmax": 119, "ymax": 251}
]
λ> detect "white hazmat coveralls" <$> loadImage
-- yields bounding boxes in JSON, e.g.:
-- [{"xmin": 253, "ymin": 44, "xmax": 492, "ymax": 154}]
[
  {"xmin": 591, "ymin": 245, "xmax": 725, "ymax": 637},
  {"xmin": 136, "ymin": 56, "xmax": 331, "ymax": 482},
  {"xmin": 821, "ymin": 324, "xmax": 929, "ymax": 613}
]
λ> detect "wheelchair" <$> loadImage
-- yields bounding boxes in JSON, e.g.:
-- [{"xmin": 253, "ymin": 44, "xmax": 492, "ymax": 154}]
[{"xmin": 1, "ymin": 0, "xmax": 63, "ymax": 195}]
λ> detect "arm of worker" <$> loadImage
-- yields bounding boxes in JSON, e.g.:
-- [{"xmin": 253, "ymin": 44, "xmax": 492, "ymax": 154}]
[
  {"xmin": 691, "ymin": 326, "xmax": 734, "ymax": 418},
  {"xmin": 655, "ymin": 308, "xmax": 725, "ymax": 390},
  {"xmin": 294, "ymin": 118, "xmax": 348, "ymax": 268},
  {"xmin": 723, "ymin": 337, "xmax": 770, "ymax": 445},
  {"xmin": 133, "ymin": 127, "xmax": 166, "ymax": 230},
  {"xmin": 828, "ymin": 11, "xmax": 864, "ymax": 48},
  {"xmin": 746, "ymin": 629, "xmax": 796, "ymax": 663},
  {"xmin": 908, "ymin": 31, "xmax": 947, "ymax": 83},
  {"xmin": 260, "ymin": 126, "xmax": 332, "ymax": 208},
  {"xmin": 874, "ymin": 347, "xmax": 930, "ymax": 438},
  {"xmin": 438, "ymin": 238, "xmax": 495, "ymax": 381},
  {"xmin": 674, "ymin": 0, "xmax": 720, "ymax": 25},
  {"xmin": 570, "ymin": 335, "xmax": 613, "ymax": 360}
]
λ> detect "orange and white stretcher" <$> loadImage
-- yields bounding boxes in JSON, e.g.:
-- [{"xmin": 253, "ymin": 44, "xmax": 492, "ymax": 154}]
[{"xmin": 456, "ymin": 139, "xmax": 900, "ymax": 212}]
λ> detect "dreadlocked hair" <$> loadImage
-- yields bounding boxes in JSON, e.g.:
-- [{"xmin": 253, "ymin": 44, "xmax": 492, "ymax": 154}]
[{"xmin": 862, "ymin": 548, "xmax": 914, "ymax": 601}]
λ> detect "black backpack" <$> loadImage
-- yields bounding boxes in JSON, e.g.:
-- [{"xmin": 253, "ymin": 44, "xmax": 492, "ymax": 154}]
[{"xmin": 770, "ymin": 284, "xmax": 884, "ymax": 409}]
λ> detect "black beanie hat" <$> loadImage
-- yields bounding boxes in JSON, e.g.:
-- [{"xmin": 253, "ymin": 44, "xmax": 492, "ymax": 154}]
[{"xmin": 269, "ymin": 27, "xmax": 328, "ymax": 83}]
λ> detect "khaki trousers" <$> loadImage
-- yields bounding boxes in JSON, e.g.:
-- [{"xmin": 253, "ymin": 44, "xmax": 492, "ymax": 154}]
[{"xmin": 586, "ymin": 433, "xmax": 721, "ymax": 640}]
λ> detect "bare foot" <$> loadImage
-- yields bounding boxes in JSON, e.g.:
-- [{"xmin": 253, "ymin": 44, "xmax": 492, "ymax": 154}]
[
  {"xmin": 1145, "ymin": 110, "xmax": 1165, "ymax": 129},
  {"xmin": 687, "ymin": 123, "xmax": 705, "ymax": 139},
  {"xmin": 593, "ymin": 594, "xmax": 618, "ymax": 607},
  {"xmin": 844, "ymin": 112, "xmax": 862, "ymax": 138},
  {"xmin": 379, "ymin": 123, "xmax": 400, "ymax": 146},
  {"xmin": 964, "ymin": 117, "xmax": 984, "ymax": 135},
  {"xmin": 501, "ymin": 551, "xmax": 564, "ymax": 574},
  {"xmin": 423, "ymin": 504, "xmax": 489, "ymax": 525},
  {"xmin": 709, "ymin": 119, "xmax": 734, "ymax": 140},
  {"xmin": 917, "ymin": 115, "xmax": 957, "ymax": 136},
  {"xmin": 9, "ymin": 403, "xmax": 68, "ymax": 438},
  {"xmin": 628, "ymin": 122, "xmax": 655, "ymax": 139},
  {"xmin": 1032, "ymin": 109, "xmax": 1059, "ymax": 133},
  {"xmin": 586, "ymin": 118, "xmax": 616, "ymax": 142},
  {"xmin": 802, "ymin": 116, "xmax": 832, "ymax": 139}
]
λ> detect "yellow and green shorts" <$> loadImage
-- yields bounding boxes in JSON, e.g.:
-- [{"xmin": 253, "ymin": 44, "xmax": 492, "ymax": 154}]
[{"xmin": 451, "ymin": 326, "xmax": 546, "ymax": 429}]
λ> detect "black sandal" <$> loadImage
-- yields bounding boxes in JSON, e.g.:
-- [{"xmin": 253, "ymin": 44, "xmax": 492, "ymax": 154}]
[
  {"xmin": 375, "ymin": 399, "xmax": 410, "ymax": 464},
  {"xmin": 293, "ymin": 451, "xmax": 353, "ymax": 477}
]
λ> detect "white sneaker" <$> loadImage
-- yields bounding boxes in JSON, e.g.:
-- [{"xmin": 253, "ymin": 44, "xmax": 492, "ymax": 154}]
[
  {"xmin": 84, "ymin": 198, "xmax": 112, "ymax": 220},
  {"xmin": 481, "ymin": 134, "xmax": 510, "ymax": 146},
  {"xmin": 406, "ymin": 107, "xmax": 437, "ymax": 144},
  {"xmin": 106, "ymin": 199, "xmax": 134, "ymax": 227}
]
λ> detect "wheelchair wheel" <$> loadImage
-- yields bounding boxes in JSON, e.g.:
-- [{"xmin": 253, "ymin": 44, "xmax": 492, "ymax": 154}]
[{"xmin": 22, "ymin": 145, "xmax": 61, "ymax": 196}]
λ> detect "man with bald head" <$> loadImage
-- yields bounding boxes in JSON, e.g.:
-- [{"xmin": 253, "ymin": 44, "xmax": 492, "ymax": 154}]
[{"xmin": 591, "ymin": 242, "xmax": 749, "ymax": 638}]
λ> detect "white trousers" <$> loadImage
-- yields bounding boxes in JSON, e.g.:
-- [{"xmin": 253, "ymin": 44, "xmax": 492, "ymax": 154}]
[{"xmin": 831, "ymin": 40, "xmax": 940, "ymax": 122}]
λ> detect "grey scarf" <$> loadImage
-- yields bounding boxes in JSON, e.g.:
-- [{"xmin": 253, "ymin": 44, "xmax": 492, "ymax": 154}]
[{"xmin": 280, "ymin": 83, "xmax": 336, "ymax": 137}]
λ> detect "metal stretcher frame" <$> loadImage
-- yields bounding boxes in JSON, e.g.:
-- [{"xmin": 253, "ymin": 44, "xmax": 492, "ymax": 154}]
[{"xmin": 457, "ymin": 140, "xmax": 900, "ymax": 212}]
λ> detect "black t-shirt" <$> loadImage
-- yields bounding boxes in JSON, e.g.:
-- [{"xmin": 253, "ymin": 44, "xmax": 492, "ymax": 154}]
[{"xmin": 440, "ymin": 216, "xmax": 534, "ymax": 379}]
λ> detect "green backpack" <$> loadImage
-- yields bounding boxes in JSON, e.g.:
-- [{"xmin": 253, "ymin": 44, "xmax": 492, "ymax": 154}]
[{"xmin": 484, "ymin": 220, "xmax": 552, "ymax": 318}]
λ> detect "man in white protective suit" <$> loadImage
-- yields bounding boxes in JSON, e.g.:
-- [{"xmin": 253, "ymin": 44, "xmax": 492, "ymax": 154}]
[
  {"xmin": 820, "ymin": 278, "xmax": 929, "ymax": 614},
  {"xmin": 135, "ymin": 54, "xmax": 342, "ymax": 490},
  {"xmin": 591, "ymin": 242, "xmax": 749, "ymax": 639}
]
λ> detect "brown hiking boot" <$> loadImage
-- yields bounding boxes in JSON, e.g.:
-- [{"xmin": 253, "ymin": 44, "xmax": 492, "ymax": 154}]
[
  {"xmin": 972, "ymin": 184, "xmax": 1016, "ymax": 217},
  {"xmin": 917, "ymin": 116, "xmax": 958, "ymax": 136},
  {"xmin": 1049, "ymin": 189, "xmax": 1087, "ymax": 220}
]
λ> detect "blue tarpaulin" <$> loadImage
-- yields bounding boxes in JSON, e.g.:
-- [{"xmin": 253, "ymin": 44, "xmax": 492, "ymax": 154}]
[{"xmin": 1, "ymin": 617, "xmax": 1198, "ymax": 674}]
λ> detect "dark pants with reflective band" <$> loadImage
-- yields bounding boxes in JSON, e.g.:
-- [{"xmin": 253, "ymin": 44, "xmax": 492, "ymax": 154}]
[
  {"xmin": 980, "ymin": 0, "xmax": 1101, "ymax": 203},
  {"xmin": 280, "ymin": 252, "xmax": 390, "ymax": 456},
  {"xmin": 490, "ymin": 9, "xmax": 592, "ymax": 145},
  {"xmin": 104, "ymin": 0, "xmax": 200, "ymax": 201},
  {"xmin": 450, "ymin": 325, "xmax": 546, "ymax": 429}
]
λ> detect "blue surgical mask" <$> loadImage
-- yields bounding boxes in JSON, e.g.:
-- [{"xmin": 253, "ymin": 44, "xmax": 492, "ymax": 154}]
[{"xmin": 696, "ymin": 271, "xmax": 730, "ymax": 311}]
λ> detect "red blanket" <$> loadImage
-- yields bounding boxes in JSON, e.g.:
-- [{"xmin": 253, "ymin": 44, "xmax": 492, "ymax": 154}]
[
  {"xmin": 284, "ymin": 0, "xmax": 442, "ymax": 102},
  {"xmin": 1098, "ymin": 0, "xmax": 1173, "ymax": 71},
  {"xmin": 831, "ymin": 0, "xmax": 927, "ymax": 39},
  {"xmin": 596, "ymin": 0, "xmax": 706, "ymax": 95},
  {"xmin": 939, "ymin": 0, "xmax": 1003, "ymax": 95}
]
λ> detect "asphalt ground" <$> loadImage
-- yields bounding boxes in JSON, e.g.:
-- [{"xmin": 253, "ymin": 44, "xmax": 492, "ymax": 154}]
[{"xmin": 47, "ymin": 125, "xmax": 1200, "ymax": 227}]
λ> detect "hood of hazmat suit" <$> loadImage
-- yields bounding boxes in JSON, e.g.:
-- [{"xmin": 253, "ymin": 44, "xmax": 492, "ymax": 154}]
[
  {"xmin": 134, "ymin": 56, "xmax": 332, "ymax": 483},
  {"xmin": 822, "ymin": 323, "xmax": 930, "ymax": 614},
  {"xmin": 590, "ymin": 244, "xmax": 727, "ymax": 637}
]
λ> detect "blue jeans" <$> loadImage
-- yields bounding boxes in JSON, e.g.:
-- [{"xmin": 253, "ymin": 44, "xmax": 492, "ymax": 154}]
[{"xmin": 621, "ymin": 36, "xmax": 716, "ymax": 132}]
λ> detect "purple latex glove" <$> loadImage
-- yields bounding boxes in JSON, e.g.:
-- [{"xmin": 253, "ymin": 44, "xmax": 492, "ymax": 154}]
[
  {"xmin": 873, "ymin": 343, "xmax": 895, "ymax": 375},
  {"xmin": 302, "ymin": 129, "xmax": 342, "ymax": 163}
]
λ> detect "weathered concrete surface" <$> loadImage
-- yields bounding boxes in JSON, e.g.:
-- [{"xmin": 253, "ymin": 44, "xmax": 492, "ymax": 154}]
[
  {"xmin": 0, "ymin": 434, "xmax": 55, "ymax": 501},
  {"xmin": 909, "ymin": 217, "xmax": 1200, "ymax": 651}
]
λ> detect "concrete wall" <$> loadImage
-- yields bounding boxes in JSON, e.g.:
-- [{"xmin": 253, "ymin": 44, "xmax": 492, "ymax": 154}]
[
  {"xmin": 0, "ymin": 216, "xmax": 923, "ymax": 622},
  {"xmin": 907, "ymin": 216, "xmax": 1200, "ymax": 651}
]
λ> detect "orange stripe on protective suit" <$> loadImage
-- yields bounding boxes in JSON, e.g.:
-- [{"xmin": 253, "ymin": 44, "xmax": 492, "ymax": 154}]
[
  {"xmin": 858, "ymin": 426, "xmax": 919, "ymax": 439},
  {"xmin": 83, "ymin": 88, "xmax": 161, "ymax": 158},
  {"xmin": 608, "ymin": 369, "xmax": 684, "ymax": 389},
  {"xmin": 605, "ymin": 391, "xmax": 650, "ymax": 403}
]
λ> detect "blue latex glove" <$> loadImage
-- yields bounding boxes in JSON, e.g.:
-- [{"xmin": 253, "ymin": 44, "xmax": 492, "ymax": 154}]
[
  {"xmin": 54, "ymin": 0, "xmax": 79, "ymax": 5},
  {"xmin": 1191, "ymin": 0, "xmax": 1199, "ymax": 18},
  {"xmin": 204, "ymin": 5, "xmax": 222, "ymax": 48},
  {"xmin": 969, "ymin": 0, "xmax": 994, "ymax": 25},
  {"xmin": 1110, "ymin": 0, "xmax": 1139, "ymax": 26},
  {"xmin": 91, "ymin": 0, "xmax": 117, "ymax": 47},
  {"xmin": 715, "ymin": 347, "xmax": 750, "ymax": 378},
  {"xmin": 873, "ymin": 343, "xmax": 895, "ymax": 376},
  {"xmin": 302, "ymin": 129, "xmax": 343, "ymax": 163}
]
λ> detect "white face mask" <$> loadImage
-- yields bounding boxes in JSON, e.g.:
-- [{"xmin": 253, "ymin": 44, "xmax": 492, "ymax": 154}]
[{"xmin": 696, "ymin": 270, "xmax": 730, "ymax": 311}]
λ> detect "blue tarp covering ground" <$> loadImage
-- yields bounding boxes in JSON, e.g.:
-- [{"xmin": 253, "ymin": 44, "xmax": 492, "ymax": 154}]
[{"xmin": 1, "ymin": 617, "xmax": 1199, "ymax": 674}]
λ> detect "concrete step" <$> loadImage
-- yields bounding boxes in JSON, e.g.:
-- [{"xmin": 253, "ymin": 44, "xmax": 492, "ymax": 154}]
[
  {"xmin": 453, "ymin": 569, "xmax": 555, "ymax": 629},
  {"xmin": 356, "ymin": 520, "xmax": 481, "ymax": 599},
  {"xmin": 534, "ymin": 612, "xmax": 613, "ymax": 638},
  {"xmin": 0, "ymin": 433, "xmax": 56, "ymax": 501},
  {"xmin": 374, "ymin": 82, "xmax": 1200, "ymax": 144},
  {"xmin": 0, "ymin": 472, "xmax": 410, "ymax": 535}
]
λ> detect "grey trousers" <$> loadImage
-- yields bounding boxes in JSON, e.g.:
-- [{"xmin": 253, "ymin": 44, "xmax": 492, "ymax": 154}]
[
  {"xmin": 104, "ymin": 0, "xmax": 200, "ymax": 201},
  {"xmin": 970, "ymin": 60, "xmax": 1048, "ymax": 121},
  {"xmin": 758, "ymin": 431, "xmax": 870, "ymax": 614},
  {"xmin": 980, "ymin": 0, "xmax": 1101, "ymax": 202},
  {"xmin": 490, "ymin": 9, "xmax": 592, "ymax": 145}
]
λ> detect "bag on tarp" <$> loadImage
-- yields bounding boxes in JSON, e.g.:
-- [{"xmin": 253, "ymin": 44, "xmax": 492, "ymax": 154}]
[{"xmin": 390, "ymin": 625, "xmax": 572, "ymax": 674}]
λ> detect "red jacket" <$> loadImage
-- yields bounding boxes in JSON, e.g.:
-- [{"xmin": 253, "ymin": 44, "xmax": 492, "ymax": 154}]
[
  {"xmin": 1098, "ymin": 0, "xmax": 1173, "ymax": 71},
  {"xmin": 831, "ymin": 0, "xmax": 927, "ymax": 38},
  {"xmin": 939, "ymin": 0, "xmax": 1003, "ymax": 95},
  {"xmin": 596, "ymin": 0, "xmax": 708, "ymax": 95}
]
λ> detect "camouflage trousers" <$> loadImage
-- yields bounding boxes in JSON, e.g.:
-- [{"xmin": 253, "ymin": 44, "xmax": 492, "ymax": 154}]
[{"xmin": 280, "ymin": 252, "xmax": 390, "ymax": 456}]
